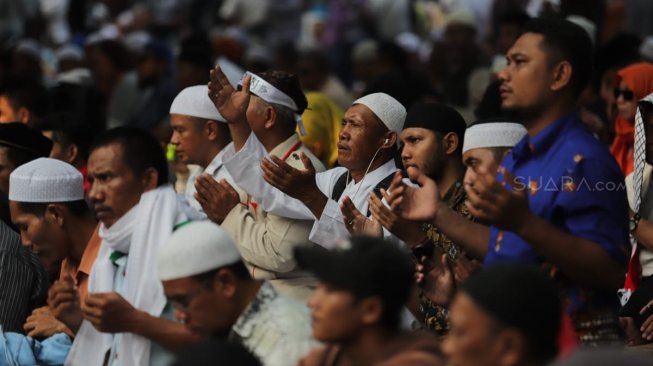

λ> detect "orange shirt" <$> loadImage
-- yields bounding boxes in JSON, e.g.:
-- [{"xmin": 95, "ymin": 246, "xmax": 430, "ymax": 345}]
[{"xmin": 59, "ymin": 225, "xmax": 101, "ymax": 300}]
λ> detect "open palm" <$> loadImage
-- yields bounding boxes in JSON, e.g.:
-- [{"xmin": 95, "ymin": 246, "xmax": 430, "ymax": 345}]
[{"xmin": 208, "ymin": 66, "xmax": 250, "ymax": 123}]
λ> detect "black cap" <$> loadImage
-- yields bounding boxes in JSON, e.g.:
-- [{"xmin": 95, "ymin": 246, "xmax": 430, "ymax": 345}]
[
  {"xmin": 0, "ymin": 122, "xmax": 52, "ymax": 157},
  {"xmin": 404, "ymin": 101, "xmax": 467, "ymax": 141},
  {"xmin": 461, "ymin": 263, "xmax": 561, "ymax": 361},
  {"xmin": 294, "ymin": 236, "xmax": 413, "ymax": 304}
]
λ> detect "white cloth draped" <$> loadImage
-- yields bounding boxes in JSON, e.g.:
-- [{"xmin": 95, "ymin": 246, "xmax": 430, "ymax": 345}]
[{"xmin": 66, "ymin": 184, "xmax": 184, "ymax": 366}]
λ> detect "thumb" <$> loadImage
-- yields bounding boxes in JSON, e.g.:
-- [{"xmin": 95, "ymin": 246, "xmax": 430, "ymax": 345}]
[
  {"xmin": 407, "ymin": 166, "xmax": 433, "ymax": 188},
  {"xmin": 300, "ymin": 152, "xmax": 315, "ymax": 174},
  {"xmin": 242, "ymin": 73, "xmax": 252, "ymax": 94},
  {"xmin": 63, "ymin": 273, "xmax": 76, "ymax": 287}
]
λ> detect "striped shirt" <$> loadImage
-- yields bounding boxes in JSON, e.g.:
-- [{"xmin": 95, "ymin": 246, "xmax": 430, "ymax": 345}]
[{"xmin": 0, "ymin": 221, "xmax": 49, "ymax": 333}]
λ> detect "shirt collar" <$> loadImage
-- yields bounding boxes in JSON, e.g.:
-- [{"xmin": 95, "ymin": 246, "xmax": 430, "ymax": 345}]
[
  {"xmin": 204, "ymin": 147, "xmax": 228, "ymax": 176},
  {"xmin": 512, "ymin": 112, "xmax": 579, "ymax": 159},
  {"xmin": 269, "ymin": 134, "xmax": 301, "ymax": 158}
]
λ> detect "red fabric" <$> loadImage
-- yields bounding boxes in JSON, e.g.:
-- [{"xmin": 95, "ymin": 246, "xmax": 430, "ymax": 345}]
[
  {"xmin": 557, "ymin": 312, "xmax": 579, "ymax": 359},
  {"xmin": 611, "ymin": 63, "xmax": 653, "ymax": 175},
  {"xmin": 611, "ymin": 118, "xmax": 634, "ymax": 175},
  {"xmin": 624, "ymin": 242, "xmax": 642, "ymax": 292},
  {"xmin": 79, "ymin": 165, "xmax": 91, "ymax": 196}
]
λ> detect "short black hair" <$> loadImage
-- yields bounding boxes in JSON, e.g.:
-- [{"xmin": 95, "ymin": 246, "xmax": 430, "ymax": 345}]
[
  {"xmin": 89, "ymin": 127, "xmax": 168, "ymax": 186},
  {"xmin": 171, "ymin": 339, "xmax": 261, "ymax": 366},
  {"xmin": 36, "ymin": 112, "xmax": 99, "ymax": 162},
  {"xmin": 258, "ymin": 70, "xmax": 308, "ymax": 114},
  {"xmin": 522, "ymin": 18, "xmax": 593, "ymax": 98},
  {"xmin": 0, "ymin": 75, "xmax": 51, "ymax": 121},
  {"xmin": 17, "ymin": 200, "xmax": 90, "ymax": 217}
]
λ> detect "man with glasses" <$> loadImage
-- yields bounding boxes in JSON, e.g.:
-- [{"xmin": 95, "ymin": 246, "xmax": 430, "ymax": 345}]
[{"xmin": 159, "ymin": 221, "xmax": 317, "ymax": 366}]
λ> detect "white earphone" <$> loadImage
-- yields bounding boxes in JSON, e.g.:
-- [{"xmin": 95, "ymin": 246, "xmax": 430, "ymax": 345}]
[{"xmin": 383, "ymin": 138, "xmax": 390, "ymax": 145}]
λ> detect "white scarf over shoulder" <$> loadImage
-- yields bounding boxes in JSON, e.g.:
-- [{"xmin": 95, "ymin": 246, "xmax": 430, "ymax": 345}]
[{"xmin": 66, "ymin": 184, "xmax": 184, "ymax": 366}]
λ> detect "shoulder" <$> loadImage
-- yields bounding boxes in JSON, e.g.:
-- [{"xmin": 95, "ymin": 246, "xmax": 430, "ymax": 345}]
[{"xmin": 379, "ymin": 331, "xmax": 445, "ymax": 366}]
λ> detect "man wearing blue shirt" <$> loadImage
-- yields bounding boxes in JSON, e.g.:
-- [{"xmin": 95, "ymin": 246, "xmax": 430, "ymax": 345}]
[{"xmin": 388, "ymin": 18, "xmax": 628, "ymax": 345}]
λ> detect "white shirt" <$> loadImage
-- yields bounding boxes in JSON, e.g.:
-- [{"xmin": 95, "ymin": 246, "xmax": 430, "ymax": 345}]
[
  {"xmin": 223, "ymin": 133, "xmax": 399, "ymax": 248},
  {"xmin": 183, "ymin": 145, "xmax": 236, "ymax": 220}
]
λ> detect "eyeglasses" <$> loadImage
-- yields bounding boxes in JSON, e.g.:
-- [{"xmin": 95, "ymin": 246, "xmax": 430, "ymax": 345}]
[{"xmin": 614, "ymin": 88, "xmax": 634, "ymax": 101}]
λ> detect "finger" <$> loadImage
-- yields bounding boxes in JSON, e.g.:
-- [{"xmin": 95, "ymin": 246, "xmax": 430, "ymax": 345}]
[
  {"xmin": 640, "ymin": 303, "xmax": 653, "ymax": 315},
  {"xmin": 241, "ymin": 73, "xmax": 251, "ymax": 94},
  {"xmin": 388, "ymin": 170, "xmax": 404, "ymax": 193},
  {"xmin": 196, "ymin": 174, "xmax": 221, "ymax": 196},
  {"xmin": 51, "ymin": 292, "xmax": 78, "ymax": 308},
  {"xmin": 380, "ymin": 188, "xmax": 392, "ymax": 203},
  {"xmin": 219, "ymin": 179, "xmax": 238, "ymax": 195},
  {"xmin": 642, "ymin": 316, "xmax": 653, "ymax": 339},
  {"xmin": 261, "ymin": 157, "xmax": 287, "ymax": 179},
  {"xmin": 269, "ymin": 155, "xmax": 298, "ymax": 175},
  {"xmin": 24, "ymin": 320, "xmax": 36, "ymax": 332},
  {"xmin": 300, "ymin": 152, "xmax": 316, "ymax": 174}
]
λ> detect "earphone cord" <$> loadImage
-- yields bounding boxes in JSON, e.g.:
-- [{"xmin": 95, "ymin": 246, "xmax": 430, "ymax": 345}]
[{"xmin": 346, "ymin": 143, "xmax": 386, "ymax": 201}]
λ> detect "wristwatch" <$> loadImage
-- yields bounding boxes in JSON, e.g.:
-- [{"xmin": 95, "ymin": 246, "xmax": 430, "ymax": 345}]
[{"xmin": 630, "ymin": 213, "xmax": 642, "ymax": 233}]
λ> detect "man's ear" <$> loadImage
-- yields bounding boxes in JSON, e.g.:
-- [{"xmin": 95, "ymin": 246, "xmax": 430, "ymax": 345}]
[
  {"xmin": 550, "ymin": 61, "xmax": 573, "ymax": 92},
  {"xmin": 142, "ymin": 167, "xmax": 159, "ymax": 191},
  {"xmin": 494, "ymin": 328, "xmax": 526, "ymax": 366},
  {"xmin": 214, "ymin": 268, "xmax": 238, "ymax": 299},
  {"xmin": 382, "ymin": 131, "xmax": 398, "ymax": 148},
  {"xmin": 46, "ymin": 203, "xmax": 66, "ymax": 227},
  {"xmin": 359, "ymin": 297, "xmax": 384, "ymax": 326},
  {"xmin": 17, "ymin": 107, "xmax": 31, "ymax": 124},
  {"xmin": 443, "ymin": 132, "xmax": 460, "ymax": 155},
  {"xmin": 205, "ymin": 120, "xmax": 219, "ymax": 142},
  {"xmin": 66, "ymin": 144, "xmax": 80, "ymax": 165},
  {"xmin": 264, "ymin": 106, "xmax": 277, "ymax": 129}
]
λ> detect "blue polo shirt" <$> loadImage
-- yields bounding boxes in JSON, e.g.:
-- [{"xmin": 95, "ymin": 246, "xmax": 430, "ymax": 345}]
[{"xmin": 486, "ymin": 112, "xmax": 629, "ymax": 314}]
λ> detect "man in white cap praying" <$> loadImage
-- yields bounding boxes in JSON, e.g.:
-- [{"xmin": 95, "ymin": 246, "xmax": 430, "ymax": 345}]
[
  {"xmin": 159, "ymin": 221, "xmax": 317, "ymax": 366},
  {"xmin": 193, "ymin": 67, "xmax": 326, "ymax": 302},
  {"xmin": 168, "ymin": 84, "xmax": 232, "ymax": 220},
  {"xmin": 65, "ymin": 127, "xmax": 200, "ymax": 366},
  {"xmin": 9, "ymin": 158, "xmax": 100, "ymax": 339},
  {"xmin": 210, "ymin": 67, "xmax": 405, "ymax": 249}
]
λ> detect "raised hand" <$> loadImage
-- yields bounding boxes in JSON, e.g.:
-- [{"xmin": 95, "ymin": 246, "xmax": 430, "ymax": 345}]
[
  {"xmin": 195, "ymin": 174, "xmax": 241, "ymax": 224},
  {"xmin": 465, "ymin": 165, "xmax": 530, "ymax": 233},
  {"xmin": 416, "ymin": 253, "xmax": 455, "ymax": 307},
  {"xmin": 261, "ymin": 153, "xmax": 317, "ymax": 202},
  {"xmin": 387, "ymin": 168, "xmax": 441, "ymax": 223},
  {"xmin": 369, "ymin": 189, "xmax": 425, "ymax": 245},
  {"xmin": 340, "ymin": 196, "xmax": 382, "ymax": 237},
  {"xmin": 208, "ymin": 65, "xmax": 250, "ymax": 124}
]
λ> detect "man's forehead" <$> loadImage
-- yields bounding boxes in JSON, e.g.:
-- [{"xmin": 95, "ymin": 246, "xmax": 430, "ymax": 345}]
[
  {"xmin": 88, "ymin": 144, "xmax": 124, "ymax": 169},
  {"xmin": 508, "ymin": 32, "xmax": 544, "ymax": 56}
]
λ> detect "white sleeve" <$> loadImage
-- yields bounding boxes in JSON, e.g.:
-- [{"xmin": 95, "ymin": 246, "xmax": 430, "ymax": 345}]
[
  {"xmin": 308, "ymin": 198, "xmax": 350, "ymax": 249},
  {"xmin": 223, "ymin": 134, "xmax": 316, "ymax": 220}
]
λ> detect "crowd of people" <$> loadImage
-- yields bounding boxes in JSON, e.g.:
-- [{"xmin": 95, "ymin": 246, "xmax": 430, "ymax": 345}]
[{"xmin": 1, "ymin": 0, "xmax": 653, "ymax": 365}]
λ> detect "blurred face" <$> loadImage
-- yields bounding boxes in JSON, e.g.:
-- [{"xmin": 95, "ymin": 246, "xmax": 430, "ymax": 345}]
[
  {"xmin": 463, "ymin": 148, "xmax": 502, "ymax": 190},
  {"xmin": 443, "ymin": 293, "xmax": 505, "ymax": 366},
  {"xmin": 170, "ymin": 115, "xmax": 210, "ymax": 165},
  {"xmin": 87, "ymin": 144, "xmax": 145, "ymax": 228},
  {"xmin": 498, "ymin": 33, "xmax": 554, "ymax": 113},
  {"xmin": 615, "ymin": 80, "xmax": 638, "ymax": 120},
  {"xmin": 0, "ymin": 147, "xmax": 14, "ymax": 194},
  {"xmin": 400, "ymin": 128, "xmax": 445, "ymax": 180},
  {"xmin": 9, "ymin": 201, "xmax": 70, "ymax": 265},
  {"xmin": 163, "ymin": 276, "xmax": 234, "ymax": 337},
  {"xmin": 307, "ymin": 283, "xmax": 365, "ymax": 342},
  {"xmin": 496, "ymin": 23, "xmax": 521, "ymax": 55},
  {"xmin": 0, "ymin": 95, "xmax": 18, "ymax": 123},
  {"xmin": 338, "ymin": 104, "xmax": 387, "ymax": 171}
]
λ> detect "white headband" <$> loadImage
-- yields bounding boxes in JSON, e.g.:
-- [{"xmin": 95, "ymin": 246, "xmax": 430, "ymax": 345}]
[
  {"xmin": 462, "ymin": 122, "xmax": 528, "ymax": 154},
  {"xmin": 239, "ymin": 71, "xmax": 306, "ymax": 135}
]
